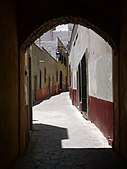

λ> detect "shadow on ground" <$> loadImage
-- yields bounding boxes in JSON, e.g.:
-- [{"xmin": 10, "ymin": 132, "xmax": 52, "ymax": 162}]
[{"xmin": 9, "ymin": 123, "xmax": 127, "ymax": 169}]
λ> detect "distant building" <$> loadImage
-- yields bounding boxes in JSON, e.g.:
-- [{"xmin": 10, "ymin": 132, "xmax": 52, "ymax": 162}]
[
  {"xmin": 56, "ymin": 37, "xmax": 69, "ymax": 91},
  {"xmin": 35, "ymin": 24, "xmax": 73, "ymax": 59}
]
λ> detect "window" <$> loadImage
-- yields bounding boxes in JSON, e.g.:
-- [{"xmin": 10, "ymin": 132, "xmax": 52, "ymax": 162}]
[
  {"xmin": 56, "ymin": 71, "xmax": 58, "ymax": 81},
  {"xmin": 73, "ymin": 33, "xmax": 78, "ymax": 46},
  {"xmin": 64, "ymin": 56, "xmax": 66, "ymax": 66},
  {"xmin": 44, "ymin": 67, "xmax": 46, "ymax": 83},
  {"xmin": 39, "ymin": 70, "xmax": 42, "ymax": 88}
]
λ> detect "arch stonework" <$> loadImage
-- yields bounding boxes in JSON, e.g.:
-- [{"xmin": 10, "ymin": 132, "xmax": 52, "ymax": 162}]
[
  {"xmin": 20, "ymin": 14, "xmax": 119, "ymax": 153},
  {"xmin": 21, "ymin": 16, "xmax": 117, "ymax": 53},
  {"xmin": 17, "ymin": 0, "xmax": 121, "ymax": 53},
  {"xmin": 18, "ymin": 4, "xmax": 120, "ymax": 160}
]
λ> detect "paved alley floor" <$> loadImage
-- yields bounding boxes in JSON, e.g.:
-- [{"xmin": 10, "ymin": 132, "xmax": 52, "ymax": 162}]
[{"xmin": 10, "ymin": 92, "xmax": 126, "ymax": 169}]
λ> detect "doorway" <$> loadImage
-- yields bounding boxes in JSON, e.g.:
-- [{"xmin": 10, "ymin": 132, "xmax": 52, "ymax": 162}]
[
  {"xmin": 60, "ymin": 71, "xmax": 62, "ymax": 90},
  {"xmin": 81, "ymin": 54, "xmax": 87, "ymax": 112}
]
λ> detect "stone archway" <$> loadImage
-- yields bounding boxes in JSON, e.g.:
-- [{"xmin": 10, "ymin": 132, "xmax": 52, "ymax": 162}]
[
  {"xmin": 20, "ymin": 15, "xmax": 119, "ymax": 156},
  {"xmin": 2, "ymin": 1, "xmax": 127, "ymax": 168},
  {"xmin": 21, "ymin": 16, "xmax": 117, "ymax": 53}
]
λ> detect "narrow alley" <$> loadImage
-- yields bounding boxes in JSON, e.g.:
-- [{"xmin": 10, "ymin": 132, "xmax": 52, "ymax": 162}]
[{"xmin": 10, "ymin": 92, "xmax": 126, "ymax": 169}]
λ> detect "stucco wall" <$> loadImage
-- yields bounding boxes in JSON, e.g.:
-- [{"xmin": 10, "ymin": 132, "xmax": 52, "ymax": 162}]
[
  {"xmin": 69, "ymin": 25, "xmax": 113, "ymax": 102},
  {"xmin": 31, "ymin": 44, "xmax": 58, "ymax": 101},
  {"xmin": 0, "ymin": 1, "xmax": 19, "ymax": 168},
  {"xmin": 69, "ymin": 25, "xmax": 113, "ymax": 142},
  {"xmin": 88, "ymin": 30, "xmax": 112, "ymax": 102},
  {"xmin": 30, "ymin": 44, "xmax": 68, "ymax": 102}
]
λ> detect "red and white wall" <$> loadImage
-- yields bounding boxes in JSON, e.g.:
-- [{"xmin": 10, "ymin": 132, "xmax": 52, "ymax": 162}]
[
  {"xmin": 25, "ymin": 43, "xmax": 68, "ymax": 105},
  {"xmin": 69, "ymin": 25, "xmax": 113, "ymax": 144},
  {"xmin": 31, "ymin": 44, "xmax": 59, "ymax": 102}
]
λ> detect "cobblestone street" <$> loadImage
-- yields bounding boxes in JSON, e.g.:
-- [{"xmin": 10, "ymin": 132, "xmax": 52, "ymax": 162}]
[{"xmin": 10, "ymin": 92, "xmax": 126, "ymax": 169}]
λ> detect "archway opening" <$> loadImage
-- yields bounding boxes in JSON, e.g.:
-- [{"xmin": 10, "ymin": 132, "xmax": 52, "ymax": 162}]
[
  {"xmin": 23, "ymin": 22, "xmax": 115, "ymax": 148},
  {"xmin": 13, "ymin": 11, "xmax": 122, "ymax": 167}
]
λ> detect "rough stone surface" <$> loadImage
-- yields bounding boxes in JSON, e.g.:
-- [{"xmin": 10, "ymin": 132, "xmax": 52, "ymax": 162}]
[{"xmin": 9, "ymin": 92, "xmax": 126, "ymax": 169}]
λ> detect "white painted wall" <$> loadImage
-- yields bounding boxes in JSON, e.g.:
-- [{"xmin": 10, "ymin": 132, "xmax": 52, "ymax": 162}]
[{"xmin": 69, "ymin": 25, "xmax": 113, "ymax": 102}]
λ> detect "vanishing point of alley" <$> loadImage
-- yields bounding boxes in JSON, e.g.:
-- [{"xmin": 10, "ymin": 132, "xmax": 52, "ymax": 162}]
[{"xmin": 10, "ymin": 92, "xmax": 126, "ymax": 169}]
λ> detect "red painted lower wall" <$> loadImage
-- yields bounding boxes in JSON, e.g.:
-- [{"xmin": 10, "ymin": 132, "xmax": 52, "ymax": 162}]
[
  {"xmin": 88, "ymin": 96, "xmax": 113, "ymax": 145},
  {"xmin": 36, "ymin": 85, "xmax": 60, "ymax": 101},
  {"xmin": 69, "ymin": 88, "xmax": 77, "ymax": 106}
]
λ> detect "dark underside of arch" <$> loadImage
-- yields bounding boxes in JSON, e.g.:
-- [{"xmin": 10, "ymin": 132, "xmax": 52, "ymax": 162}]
[{"xmin": 17, "ymin": 0, "xmax": 121, "ymax": 51}]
